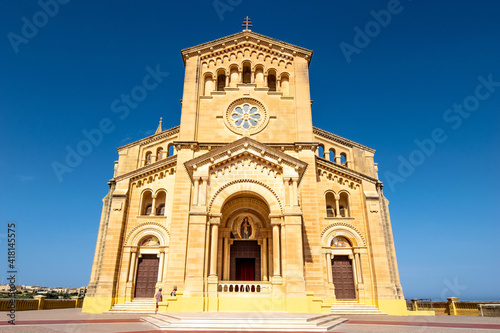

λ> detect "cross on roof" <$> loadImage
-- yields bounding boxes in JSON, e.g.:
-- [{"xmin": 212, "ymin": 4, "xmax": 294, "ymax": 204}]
[{"xmin": 242, "ymin": 16, "xmax": 252, "ymax": 31}]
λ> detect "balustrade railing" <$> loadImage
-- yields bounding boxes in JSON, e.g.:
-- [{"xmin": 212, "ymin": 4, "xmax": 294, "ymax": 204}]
[{"xmin": 218, "ymin": 282, "xmax": 271, "ymax": 293}]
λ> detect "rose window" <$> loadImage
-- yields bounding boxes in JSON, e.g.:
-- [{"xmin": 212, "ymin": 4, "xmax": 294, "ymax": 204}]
[{"xmin": 231, "ymin": 104, "xmax": 261, "ymax": 130}]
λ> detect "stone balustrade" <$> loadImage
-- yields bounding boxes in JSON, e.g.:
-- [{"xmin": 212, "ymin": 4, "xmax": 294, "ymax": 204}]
[{"xmin": 218, "ymin": 282, "xmax": 271, "ymax": 293}]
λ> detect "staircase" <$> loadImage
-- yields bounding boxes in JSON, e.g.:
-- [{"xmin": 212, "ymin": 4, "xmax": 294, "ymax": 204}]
[
  {"xmin": 142, "ymin": 312, "xmax": 348, "ymax": 332},
  {"xmin": 106, "ymin": 298, "xmax": 156, "ymax": 314},
  {"xmin": 330, "ymin": 300, "xmax": 386, "ymax": 315}
]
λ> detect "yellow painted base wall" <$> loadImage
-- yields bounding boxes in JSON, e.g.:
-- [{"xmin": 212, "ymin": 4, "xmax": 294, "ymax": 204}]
[{"xmin": 83, "ymin": 295, "xmax": 434, "ymax": 316}]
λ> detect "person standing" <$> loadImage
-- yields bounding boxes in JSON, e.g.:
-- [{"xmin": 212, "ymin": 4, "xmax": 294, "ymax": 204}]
[
  {"xmin": 154, "ymin": 287, "xmax": 162, "ymax": 315},
  {"xmin": 171, "ymin": 286, "xmax": 177, "ymax": 296}
]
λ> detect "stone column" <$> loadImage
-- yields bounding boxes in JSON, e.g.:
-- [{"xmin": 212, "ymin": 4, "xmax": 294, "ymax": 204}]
[
  {"xmin": 225, "ymin": 75, "xmax": 229, "ymax": 88},
  {"xmin": 264, "ymin": 75, "xmax": 268, "ymax": 86},
  {"xmin": 334, "ymin": 156, "xmax": 341, "ymax": 164},
  {"xmin": 223, "ymin": 237, "xmax": 230, "ymax": 280},
  {"xmin": 349, "ymin": 254, "xmax": 358, "ymax": 289},
  {"xmin": 200, "ymin": 177, "xmax": 208, "ymax": 206},
  {"xmin": 334, "ymin": 194, "xmax": 340, "ymax": 217},
  {"xmin": 262, "ymin": 237, "xmax": 268, "ymax": 281},
  {"xmin": 192, "ymin": 178, "xmax": 199, "ymax": 206},
  {"xmin": 325, "ymin": 252, "xmax": 333, "ymax": 283},
  {"xmin": 209, "ymin": 217, "xmax": 220, "ymax": 277},
  {"xmin": 292, "ymin": 178, "xmax": 299, "ymax": 206},
  {"xmin": 355, "ymin": 252, "xmax": 363, "ymax": 284},
  {"xmin": 150, "ymin": 195, "xmax": 156, "ymax": 216},
  {"xmin": 157, "ymin": 251, "xmax": 165, "ymax": 282},
  {"xmin": 271, "ymin": 220, "xmax": 281, "ymax": 278},
  {"xmin": 128, "ymin": 248, "xmax": 138, "ymax": 282}
]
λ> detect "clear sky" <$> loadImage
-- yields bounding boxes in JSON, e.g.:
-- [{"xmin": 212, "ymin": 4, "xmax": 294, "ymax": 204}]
[{"xmin": 1, "ymin": 0, "xmax": 499, "ymax": 301}]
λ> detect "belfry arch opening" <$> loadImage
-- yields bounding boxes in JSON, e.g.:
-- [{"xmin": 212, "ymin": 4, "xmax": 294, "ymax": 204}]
[{"xmin": 218, "ymin": 193, "xmax": 274, "ymax": 284}]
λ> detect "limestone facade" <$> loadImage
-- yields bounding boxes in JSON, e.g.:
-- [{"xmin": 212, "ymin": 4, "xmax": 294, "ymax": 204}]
[{"xmin": 82, "ymin": 30, "xmax": 406, "ymax": 314}]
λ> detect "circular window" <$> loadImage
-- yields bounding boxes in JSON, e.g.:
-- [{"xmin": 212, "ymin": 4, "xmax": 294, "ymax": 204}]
[{"xmin": 224, "ymin": 98, "xmax": 269, "ymax": 135}]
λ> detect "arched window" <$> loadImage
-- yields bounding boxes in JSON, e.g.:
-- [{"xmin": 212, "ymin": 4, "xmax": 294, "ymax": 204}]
[
  {"xmin": 318, "ymin": 144, "xmax": 325, "ymax": 158},
  {"xmin": 281, "ymin": 74, "xmax": 289, "ymax": 96},
  {"xmin": 254, "ymin": 66, "xmax": 264, "ymax": 85},
  {"xmin": 325, "ymin": 192, "xmax": 336, "ymax": 217},
  {"xmin": 268, "ymin": 73, "xmax": 276, "ymax": 91},
  {"xmin": 217, "ymin": 74, "xmax": 226, "ymax": 91},
  {"xmin": 167, "ymin": 144, "xmax": 175, "ymax": 157},
  {"xmin": 204, "ymin": 74, "xmax": 213, "ymax": 95},
  {"xmin": 229, "ymin": 66, "xmax": 239, "ymax": 87},
  {"xmin": 331, "ymin": 236, "xmax": 351, "ymax": 248},
  {"xmin": 339, "ymin": 192, "xmax": 350, "ymax": 217},
  {"xmin": 141, "ymin": 191, "xmax": 153, "ymax": 215},
  {"xmin": 340, "ymin": 153, "xmax": 347, "ymax": 165},
  {"xmin": 155, "ymin": 190, "xmax": 166, "ymax": 216},
  {"xmin": 145, "ymin": 152, "xmax": 152, "ymax": 166},
  {"xmin": 156, "ymin": 148, "xmax": 163, "ymax": 161},
  {"xmin": 242, "ymin": 63, "xmax": 251, "ymax": 83},
  {"xmin": 329, "ymin": 149, "xmax": 336, "ymax": 162}
]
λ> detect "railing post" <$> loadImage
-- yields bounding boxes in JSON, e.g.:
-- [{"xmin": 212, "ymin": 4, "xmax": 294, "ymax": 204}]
[
  {"xmin": 33, "ymin": 295, "xmax": 46, "ymax": 310},
  {"xmin": 447, "ymin": 297, "xmax": 460, "ymax": 315},
  {"xmin": 411, "ymin": 299, "xmax": 420, "ymax": 312}
]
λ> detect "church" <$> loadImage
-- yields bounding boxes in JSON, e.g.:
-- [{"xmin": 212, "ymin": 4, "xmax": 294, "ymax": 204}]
[{"xmin": 82, "ymin": 23, "xmax": 407, "ymax": 315}]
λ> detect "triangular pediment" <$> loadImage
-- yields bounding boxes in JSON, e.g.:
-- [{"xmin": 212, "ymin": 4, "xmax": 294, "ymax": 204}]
[
  {"xmin": 180, "ymin": 31, "xmax": 313, "ymax": 66},
  {"xmin": 184, "ymin": 137, "xmax": 308, "ymax": 182}
]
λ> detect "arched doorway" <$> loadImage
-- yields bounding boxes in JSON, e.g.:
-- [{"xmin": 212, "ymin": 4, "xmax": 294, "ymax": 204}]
[
  {"xmin": 219, "ymin": 194, "xmax": 272, "ymax": 283},
  {"xmin": 331, "ymin": 237, "xmax": 355, "ymax": 299},
  {"xmin": 134, "ymin": 235, "xmax": 160, "ymax": 298}
]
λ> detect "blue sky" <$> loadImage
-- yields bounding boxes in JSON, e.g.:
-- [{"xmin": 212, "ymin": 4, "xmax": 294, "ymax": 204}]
[{"xmin": 1, "ymin": 1, "xmax": 499, "ymax": 300}]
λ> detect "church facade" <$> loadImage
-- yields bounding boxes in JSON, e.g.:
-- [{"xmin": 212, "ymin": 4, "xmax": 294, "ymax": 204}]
[{"xmin": 82, "ymin": 29, "xmax": 407, "ymax": 315}]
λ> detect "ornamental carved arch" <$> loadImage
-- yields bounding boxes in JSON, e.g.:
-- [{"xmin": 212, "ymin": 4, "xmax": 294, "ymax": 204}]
[
  {"xmin": 208, "ymin": 179, "xmax": 283, "ymax": 215},
  {"xmin": 321, "ymin": 222, "xmax": 366, "ymax": 248},
  {"xmin": 125, "ymin": 222, "xmax": 170, "ymax": 247}
]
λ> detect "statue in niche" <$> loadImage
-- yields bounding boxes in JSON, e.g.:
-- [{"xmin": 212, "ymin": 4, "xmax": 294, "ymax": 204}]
[{"xmin": 241, "ymin": 217, "xmax": 252, "ymax": 239}]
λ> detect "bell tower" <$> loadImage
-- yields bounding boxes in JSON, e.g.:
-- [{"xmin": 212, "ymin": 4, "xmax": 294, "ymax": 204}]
[{"xmin": 178, "ymin": 25, "xmax": 314, "ymax": 144}]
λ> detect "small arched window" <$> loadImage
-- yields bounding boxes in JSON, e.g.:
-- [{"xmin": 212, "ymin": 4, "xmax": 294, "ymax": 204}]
[
  {"xmin": 204, "ymin": 74, "xmax": 213, "ymax": 96},
  {"xmin": 325, "ymin": 192, "xmax": 336, "ymax": 217},
  {"xmin": 281, "ymin": 74, "xmax": 289, "ymax": 96},
  {"xmin": 242, "ymin": 63, "xmax": 251, "ymax": 83},
  {"xmin": 340, "ymin": 153, "xmax": 347, "ymax": 165},
  {"xmin": 339, "ymin": 192, "xmax": 350, "ymax": 217},
  {"xmin": 167, "ymin": 144, "xmax": 175, "ymax": 157},
  {"xmin": 145, "ymin": 152, "xmax": 152, "ymax": 166},
  {"xmin": 141, "ymin": 191, "xmax": 153, "ymax": 215},
  {"xmin": 268, "ymin": 74, "xmax": 276, "ymax": 91},
  {"xmin": 329, "ymin": 149, "xmax": 336, "ymax": 162},
  {"xmin": 156, "ymin": 148, "xmax": 163, "ymax": 161},
  {"xmin": 318, "ymin": 144, "xmax": 325, "ymax": 158},
  {"xmin": 155, "ymin": 190, "xmax": 166, "ymax": 216},
  {"xmin": 157, "ymin": 204, "xmax": 165, "ymax": 216},
  {"xmin": 217, "ymin": 74, "xmax": 226, "ymax": 91}
]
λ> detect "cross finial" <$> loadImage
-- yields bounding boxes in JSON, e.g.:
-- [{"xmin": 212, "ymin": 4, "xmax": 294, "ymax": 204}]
[{"xmin": 242, "ymin": 16, "xmax": 252, "ymax": 31}]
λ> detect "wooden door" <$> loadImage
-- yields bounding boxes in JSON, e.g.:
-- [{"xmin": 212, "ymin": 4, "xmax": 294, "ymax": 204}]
[
  {"xmin": 332, "ymin": 255, "xmax": 356, "ymax": 299},
  {"xmin": 236, "ymin": 258, "xmax": 255, "ymax": 281},
  {"xmin": 134, "ymin": 254, "xmax": 159, "ymax": 298}
]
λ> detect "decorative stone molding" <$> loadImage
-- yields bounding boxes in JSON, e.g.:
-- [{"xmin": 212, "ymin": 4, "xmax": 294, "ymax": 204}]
[
  {"xmin": 224, "ymin": 98, "xmax": 269, "ymax": 136},
  {"xmin": 320, "ymin": 222, "xmax": 366, "ymax": 247},
  {"xmin": 208, "ymin": 178, "xmax": 283, "ymax": 214},
  {"xmin": 115, "ymin": 155, "xmax": 177, "ymax": 184},
  {"xmin": 125, "ymin": 222, "xmax": 170, "ymax": 246},
  {"xmin": 313, "ymin": 126, "xmax": 375, "ymax": 153},
  {"xmin": 118, "ymin": 126, "xmax": 180, "ymax": 151}
]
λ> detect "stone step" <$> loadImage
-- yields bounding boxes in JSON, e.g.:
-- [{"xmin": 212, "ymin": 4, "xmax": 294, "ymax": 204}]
[
  {"xmin": 141, "ymin": 313, "xmax": 348, "ymax": 332},
  {"xmin": 330, "ymin": 302, "xmax": 386, "ymax": 315}
]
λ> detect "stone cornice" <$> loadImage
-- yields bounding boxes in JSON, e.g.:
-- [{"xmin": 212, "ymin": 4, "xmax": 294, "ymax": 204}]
[
  {"xmin": 180, "ymin": 31, "xmax": 313, "ymax": 66},
  {"xmin": 117, "ymin": 126, "xmax": 180, "ymax": 151},
  {"xmin": 313, "ymin": 126, "xmax": 375, "ymax": 153},
  {"xmin": 114, "ymin": 155, "xmax": 177, "ymax": 183},
  {"xmin": 184, "ymin": 137, "xmax": 308, "ymax": 183},
  {"xmin": 316, "ymin": 157, "xmax": 379, "ymax": 187}
]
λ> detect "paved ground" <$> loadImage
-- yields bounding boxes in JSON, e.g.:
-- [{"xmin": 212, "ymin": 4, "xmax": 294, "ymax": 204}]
[{"xmin": 1, "ymin": 309, "xmax": 500, "ymax": 332}]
